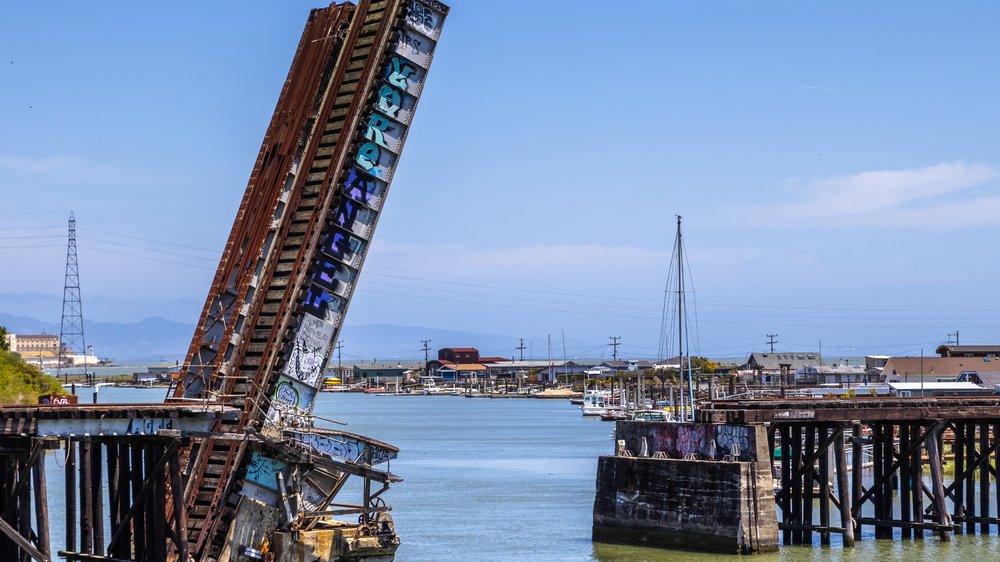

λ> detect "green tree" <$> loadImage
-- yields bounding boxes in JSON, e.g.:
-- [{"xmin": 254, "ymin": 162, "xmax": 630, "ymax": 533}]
[
  {"xmin": 0, "ymin": 325, "xmax": 8, "ymax": 352},
  {"xmin": 689, "ymin": 356, "xmax": 717, "ymax": 374},
  {"xmin": 0, "ymin": 347, "xmax": 67, "ymax": 404}
]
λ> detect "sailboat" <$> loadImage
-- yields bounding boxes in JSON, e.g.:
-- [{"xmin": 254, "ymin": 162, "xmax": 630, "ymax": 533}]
[{"xmin": 658, "ymin": 215, "xmax": 696, "ymax": 422}]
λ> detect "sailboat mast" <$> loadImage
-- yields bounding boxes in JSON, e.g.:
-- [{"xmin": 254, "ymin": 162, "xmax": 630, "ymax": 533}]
[{"xmin": 676, "ymin": 215, "xmax": 684, "ymax": 419}]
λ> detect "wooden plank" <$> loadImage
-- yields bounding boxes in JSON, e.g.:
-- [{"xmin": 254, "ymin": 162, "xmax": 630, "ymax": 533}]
[
  {"xmin": 0, "ymin": 517, "xmax": 47, "ymax": 562},
  {"xmin": 56, "ymin": 551, "xmax": 133, "ymax": 562}
]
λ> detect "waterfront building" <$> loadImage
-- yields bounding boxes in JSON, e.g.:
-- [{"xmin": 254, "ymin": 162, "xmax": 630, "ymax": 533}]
[
  {"xmin": 794, "ymin": 365, "xmax": 869, "ymax": 386},
  {"xmin": 742, "ymin": 351, "xmax": 822, "ymax": 386},
  {"xmin": 438, "ymin": 347, "xmax": 480, "ymax": 364},
  {"xmin": 6, "ymin": 333, "xmax": 60, "ymax": 356},
  {"xmin": 434, "ymin": 362, "xmax": 487, "ymax": 381},
  {"xmin": 887, "ymin": 381, "xmax": 993, "ymax": 397},
  {"xmin": 352, "ymin": 365, "xmax": 409, "ymax": 386},
  {"xmin": 881, "ymin": 356, "xmax": 1000, "ymax": 383},
  {"xmin": 936, "ymin": 344, "xmax": 1000, "ymax": 358},
  {"xmin": 485, "ymin": 360, "xmax": 594, "ymax": 382}
]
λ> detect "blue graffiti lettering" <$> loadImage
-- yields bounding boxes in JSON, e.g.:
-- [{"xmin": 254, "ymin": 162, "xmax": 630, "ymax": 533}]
[
  {"xmin": 376, "ymin": 85, "xmax": 402, "ymax": 118},
  {"xmin": 385, "ymin": 56, "xmax": 416, "ymax": 90},
  {"xmin": 356, "ymin": 141, "xmax": 380, "ymax": 171},
  {"xmin": 365, "ymin": 113, "xmax": 393, "ymax": 149}
]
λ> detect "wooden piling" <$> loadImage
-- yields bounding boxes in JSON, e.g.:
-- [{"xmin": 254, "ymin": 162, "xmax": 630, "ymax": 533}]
[
  {"xmin": 115, "ymin": 442, "xmax": 132, "ymax": 560},
  {"xmin": 834, "ymin": 425, "xmax": 854, "ymax": 547},
  {"xmin": 91, "ymin": 440, "xmax": 104, "ymax": 554},
  {"xmin": 851, "ymin": 421, "xmax": 862, "ymax": 536},
  {"xmin": 130, "ymin": 443, "xmax": 146, "ymax": 561},
  {"xmin": 802, "ymin": 426, "xmax": 815, "ymax": 544},
  {"xmin": 980, "ymin": 422, "xmax": 990, "ymax": 535},
  {"xmin": 65, "ymin": 439, "xmax": 76, "ymax": 553},
  {"xmin": 779, "ymin": 424, "xmax": 791, "ymax": 545},
  {"xmin": 791, "ymin": 424, "xmax": 803, "ymax": 544},
  {"xmin": 170, "ymin": 445, "xmax": 190, "ymax": 562},
  {"xmin": 79, "ymin": 440, "xmax": 93, "ymax": 553},
  {"xmin": 965, "ymin": 423, "xmax": 976, "ymax": 535},
  {"xmin": 818, "ymin": 426, "xmax": 831, "ymax": 545},
  {"xmin": 926, "ymin": 426, "xmax": 951, "ymax": 541},
  {"xmin": 899, "ymin": 424, "xmax": 911, "ymax": 539},
  {"xmin": 910, "ymin": 424, "xmax": 923, "ymax": 538},
  {"xmin": 31, "ymin": 445, "xmax": 50, "ymax": 559},
  {"xmin": 955, "ymin": 422, "xmax": 965, "ymax": 534}
]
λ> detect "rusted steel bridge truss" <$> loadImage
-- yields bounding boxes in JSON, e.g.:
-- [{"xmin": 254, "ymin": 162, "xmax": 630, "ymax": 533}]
[{"xmin": 164, "ymin": 1, "xmax": 448, "ymax": 561}]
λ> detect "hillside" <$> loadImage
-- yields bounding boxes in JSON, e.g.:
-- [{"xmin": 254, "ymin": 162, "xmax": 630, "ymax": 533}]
[{"xmin": 0, "ymin": 349, "xmax": 65, "ymax": 404}]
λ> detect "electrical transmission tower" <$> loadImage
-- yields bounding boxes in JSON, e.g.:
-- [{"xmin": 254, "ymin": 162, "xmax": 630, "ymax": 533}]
[{"xmin": 59, "ymin": 212, "xmax": 88, "ymax": 383}]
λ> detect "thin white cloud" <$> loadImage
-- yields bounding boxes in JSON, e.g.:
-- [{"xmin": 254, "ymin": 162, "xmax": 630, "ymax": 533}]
[
  {"xmin": 800, "ymin": 85, "xmax": 874, "ymax": 96},
  {"xmin": 768, "ymin": 161, "xmax": 999, "ymax": 228},
  {"xmin": 0, "ymin": 154, "xmax": 118, "ymax": 183}
]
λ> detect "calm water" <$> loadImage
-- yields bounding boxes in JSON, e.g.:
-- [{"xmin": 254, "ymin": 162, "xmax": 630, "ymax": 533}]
[{"xmin": 42, "ymin": 387, "xmax": 1000, "ymax": 561}]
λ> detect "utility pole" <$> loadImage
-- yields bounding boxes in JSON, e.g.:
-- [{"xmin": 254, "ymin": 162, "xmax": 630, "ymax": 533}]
[
  {"xmin": 610, "ymin": 336, "xmax": 621, "ymax": 362},
  {"xmin": 421, "ymin": 339, "xmax": 431, "ymax": 376},
  {"xmin": 336, "ymin": 340, "xmax": 344, "ymax": 380},
  {"xmin": 948, "ymin": 330, "xmax": 960, "ymax": 346},
  {"xmin": 766, "ymin": 334, "xmax": 778, "ymax": 353},
  {"xmin": 517, "ymin": 338, "xmax": 526, "ymax": 361}
]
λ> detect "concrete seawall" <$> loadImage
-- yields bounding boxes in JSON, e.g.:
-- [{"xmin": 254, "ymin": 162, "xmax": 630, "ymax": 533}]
[{"xmin": 592, "ymin": 422, "xmax": 778, "ymax": 554}]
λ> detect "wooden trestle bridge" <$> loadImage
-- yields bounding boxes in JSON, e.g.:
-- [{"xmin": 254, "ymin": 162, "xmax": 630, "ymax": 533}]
[{"xmin": 700, "ymin": 396, "xmax": 1000, "ymax": 546}]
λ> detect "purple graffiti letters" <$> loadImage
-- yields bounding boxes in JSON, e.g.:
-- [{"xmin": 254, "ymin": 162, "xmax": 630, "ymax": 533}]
[{"xmin": 302, "ymin": 286, "xmax": 343, "ymax": 320}]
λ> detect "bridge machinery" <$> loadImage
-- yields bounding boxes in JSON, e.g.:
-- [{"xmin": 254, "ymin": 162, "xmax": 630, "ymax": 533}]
[{"xmin": 167, "ymin": 2, "xmax": 448, "ymax": 561}]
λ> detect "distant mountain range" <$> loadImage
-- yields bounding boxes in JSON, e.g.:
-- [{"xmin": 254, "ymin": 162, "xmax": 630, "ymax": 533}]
[
  {"xmin": 0, "ymin": 312, "xmax": 194, "ymax": 362},
  {"xmin": 0, "ymin": 312, "xmax": 566, "ymax": 363}
]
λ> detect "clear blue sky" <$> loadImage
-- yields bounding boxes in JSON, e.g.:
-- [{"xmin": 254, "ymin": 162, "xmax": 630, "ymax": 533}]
[{"xmin": 2, "ymin": 1, "xmax": 999, "ymax": 360}]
